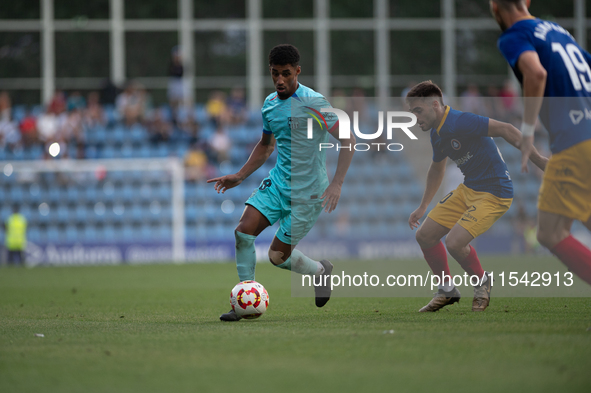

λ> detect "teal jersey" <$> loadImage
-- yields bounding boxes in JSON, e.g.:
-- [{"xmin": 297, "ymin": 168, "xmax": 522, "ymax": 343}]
[{"xmin": 261, "ymin": 83, "xmax": 338, "ymax": 202}]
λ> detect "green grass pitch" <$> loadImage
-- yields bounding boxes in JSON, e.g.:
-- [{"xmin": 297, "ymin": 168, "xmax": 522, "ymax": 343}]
[{"xmin": 1, "ymin": 257, "xmax": 590, "ymax": 393}]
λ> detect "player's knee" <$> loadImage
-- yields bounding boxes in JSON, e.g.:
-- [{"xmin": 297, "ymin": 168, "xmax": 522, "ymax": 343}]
[
  {"xmin": 444, "ymin": 236, "xmax": 463, "ymax": 255},
  {"xmin": 416, "ymin": 227, "xmax": 436, "ymax": 248},
  {"xmin": 235, "ymin": 222, "xmax": 245, "ymax": 234},
  {"xmin": 415, "ymin": 227, "xmax": 427, "ymax": 246},
  {"xmin": 268, "ymin": 248, "xmax": 285, "ymax": 266},
  {"xmin": 536, "ymin": 227, "xmax": 562, "ymax": 249}
]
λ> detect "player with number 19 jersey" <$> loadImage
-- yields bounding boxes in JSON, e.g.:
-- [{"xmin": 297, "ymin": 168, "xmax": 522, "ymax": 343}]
[
  {"xmin": 498, "ymin": 17, "xmax": 591, "ymax": 222},
  {"xmin": 498, "ymin": 17, "xmax": 591, "ymax": 154}
]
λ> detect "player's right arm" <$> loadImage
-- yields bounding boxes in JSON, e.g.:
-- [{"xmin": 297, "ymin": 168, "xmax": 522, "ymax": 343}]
[
  {"xmin": 207, "ymin": 132, "xmax": 276, "ymax": 193},
  {"xmin": 408, "ymin": 158, "xmax": 446, "ymax": 230},
  {"xmin": 516, "ymin": 50, "xmax": 547, "ymax": 173}
]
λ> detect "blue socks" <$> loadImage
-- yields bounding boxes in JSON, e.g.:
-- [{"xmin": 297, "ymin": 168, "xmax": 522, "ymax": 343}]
[{"xmin": 235, "ymin": 231, "xmax": 257, "ymax": 281}]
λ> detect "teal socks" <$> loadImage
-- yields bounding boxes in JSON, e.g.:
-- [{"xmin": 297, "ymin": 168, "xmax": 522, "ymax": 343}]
[
  {"xmin": 276, "ymin": 249, "xmax": 323, "ymax": 275},
  {"xmin": 235, "ymin": 231, "xmax": 257, "ymax": 281}
]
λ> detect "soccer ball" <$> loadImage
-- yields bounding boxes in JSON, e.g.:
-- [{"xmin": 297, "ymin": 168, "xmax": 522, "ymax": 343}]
[{"xmin": 230, "ymin": 280, "xmax": 269, "ymax": 319}]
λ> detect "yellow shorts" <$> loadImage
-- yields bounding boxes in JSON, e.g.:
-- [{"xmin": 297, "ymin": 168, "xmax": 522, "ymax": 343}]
[
  {"xmin": 427, "ymin": 183, "xmax": 513, "ymax": 238},
  {"xmin": 538, "ymin": 139, "xmax": 591, "ymax": 222}
]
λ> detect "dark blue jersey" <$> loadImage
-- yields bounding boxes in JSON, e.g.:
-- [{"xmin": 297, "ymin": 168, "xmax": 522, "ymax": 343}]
[
  {"xmin": 498, "ymin": 18, "xmax": 591, "ymax": 154},
  {"xmin": 431, "ymin": 107, "xmax": 513, "ymax": 199}
]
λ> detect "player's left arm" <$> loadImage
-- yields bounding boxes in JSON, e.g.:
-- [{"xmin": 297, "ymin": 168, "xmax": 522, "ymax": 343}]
[
  {"xmin": 321, "ymin": 128, "xmax": 356, "ymax": 213},
  {"xmin": 487, "ymin": 119, "xmax": 548, "ymax": 171}
]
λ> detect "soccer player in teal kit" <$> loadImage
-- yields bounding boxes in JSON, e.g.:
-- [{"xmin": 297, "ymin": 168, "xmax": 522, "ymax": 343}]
[{"xmin": 208, "ymin": 44, "xmax": 355, "ymax": 321}]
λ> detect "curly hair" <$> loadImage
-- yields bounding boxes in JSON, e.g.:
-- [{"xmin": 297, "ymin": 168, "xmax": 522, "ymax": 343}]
[{"xmin": 268, "ymin": 44, "xmax": 300, "ymax": 67}]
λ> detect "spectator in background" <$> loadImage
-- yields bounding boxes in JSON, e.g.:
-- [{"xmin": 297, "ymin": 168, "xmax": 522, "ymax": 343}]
[
  {"xmin": 460, "ymin": 84, "xmax": 485, "ymax": 114},
  {"xmin": 66, "ymin": 91, "xmax": 86, "ymax": 112},
  {"xmin": 485, "ymin": 84, "xmax": 502, "ymax": 120},
  {"xmin": 48, "ymin": 89, "xmax": 67, "ymax": 115},
  {"xmin": 0, "ymin": 117, "xmax": 21, "ymax": 152},
  {"xmin": 84, "ymin": 91, "xmax": 105, "ymax": 127},
  {"xmin": 168, "ymin": 46, "xmax": 185, "ymax": 123},
  {"xmin": 513, "ymin": 203, "xmax": 539, "ymax": 254},
  {"xmin": 148, "ymin": 108, "xmax": 173, "ymax": 143},
  {"xmin": 100, "ymin": 79, "xmax": 119, "ymax": 105},
  {"xmin": 62, "ymin": 107, "xmax": 85, "ymax": 159},
  {"xmin": 184, "ymin": 143, "xmax": 210, "ymax": 182},
  {"xmin": 37, "ymin": 106, "xmax": 62, "ymax": 147},
  {"xmin": 206, "ymin": 90, "xmax": 228, "ymax": 126},
  {"xmin": 209, "ymin": 124, "xmax": 231, "ymax": 163},
  {"xmin": 0, "ymin": 91, "xmax": 11, "ymax": 122},
  {"xmin": 19, "ymin": 109, "xmax": 38, "ymax": 147},
  {"xmin": 178, "ymin": 113, "xmax": 200, "ymax": 144},
  {"xmin": 227, "ymin": 87, "xmax": 247, "ymax": 124},
  {"xmin": 0, "ymin": 91, "xmax": 20, "ymax": 152},
  {"xmin": 116, "ymin": 83, "xmax": 147, "ymax": 127},
  {"xmin": 499, "ymin": 79, "xmax": 519, "ymax": 114},
  {"xmin": 3, "ymin": 205, "xmax": 27, "ymax": 266}
]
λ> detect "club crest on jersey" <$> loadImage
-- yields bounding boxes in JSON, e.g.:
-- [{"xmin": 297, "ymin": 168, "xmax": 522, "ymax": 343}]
[
  {"xmin": 287, "ymin": 117, "xmax": 300, "ymax": 130},
  {"xmin": 451, "ymin": 139, "xmax": 461, "ymax": 150}
]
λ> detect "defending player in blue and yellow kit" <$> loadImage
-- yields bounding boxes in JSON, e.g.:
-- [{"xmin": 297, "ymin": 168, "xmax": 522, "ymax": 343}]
[
  {"xmin": 492, "ymin": 0, "xmax": 591, "ymax": 286},
  {"xmin": 407, "ymin": 81, "xmax": 547, "ymax": 312},
  {"xmin": 208, "ymin": 44, "xmax": 355, "ymax": 321}
]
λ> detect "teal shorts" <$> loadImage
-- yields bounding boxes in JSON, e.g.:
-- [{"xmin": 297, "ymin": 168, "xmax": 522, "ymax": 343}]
[{"xmin": 245, "ymin": 178, "xmax": 323, "ymax": 245}]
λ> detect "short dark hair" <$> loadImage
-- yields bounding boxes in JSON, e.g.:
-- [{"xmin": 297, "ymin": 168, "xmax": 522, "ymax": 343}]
[
  {"xmin": 405, "ymin": 80, "xmax": 444, "ymax": 104},
  {"xmin": 268, "ymin": 44, "xmax": 300, "ymax": 67},
  {"xmin": 492, "ymin": 0, "xmax": 526, "ymax": 8}
]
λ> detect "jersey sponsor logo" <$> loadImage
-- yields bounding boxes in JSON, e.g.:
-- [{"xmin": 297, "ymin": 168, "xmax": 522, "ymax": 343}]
[
  {"xmin": 462, "ymin": 207, "xmax": 478, "ymax": 223},
  {"xmin": 554, "ymin": 166, "xmax": 574, "ymax": 177},
  {"xmin": 283, "ymin": 232, "xmax": 291, "ymax": 238},
  {"xmin": 323, "ymin": 112, "xmax": 335, "ymax": 122},
  {"xmin": 569, "ymin": 110, "xmax": 584, "ymax": 125},
  {"xmin": 453, "ymin": 152, "xmax": 473, "ymax": 166},
  {"xmin": 451, "ymin": 139, "xmax": 461, "ymax": 150},
  {"xmin": 568, "ymin": 108, "xmax": 591, "ymax": 125}
]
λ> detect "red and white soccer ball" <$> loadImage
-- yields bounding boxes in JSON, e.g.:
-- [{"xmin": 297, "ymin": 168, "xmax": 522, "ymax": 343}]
[{"xmin": 230, "ymin": 280, "xmax": 269, "ymax": 319}]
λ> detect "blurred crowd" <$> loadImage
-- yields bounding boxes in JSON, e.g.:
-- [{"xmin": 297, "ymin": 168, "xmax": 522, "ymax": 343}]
[
  {"xmin": 1, "ymin": 73, "xmax": 549, "ymax": 187},
  {"xmin": 0, "ymin": 84, "xmax": 249, "ymax": 180}
]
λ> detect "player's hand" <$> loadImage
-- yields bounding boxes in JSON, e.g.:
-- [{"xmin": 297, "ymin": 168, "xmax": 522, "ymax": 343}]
[
  {"xmin": 321, "ymin": 182, "xmax": 341, "ymax": 213},
  {"xmin": 408, "ymin": 206, "xmax": 426, "ymax": 230},
  {"xmin": 207, "ymin": 173, "xmax": 243, "ymax": 194},
  {"xmin": 520, "ymin": 135, "xmax": 535, "ymax": 173},
  {"xmin": 531, "ymin": 152, "xmax": 549, "ymax": 172}
]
